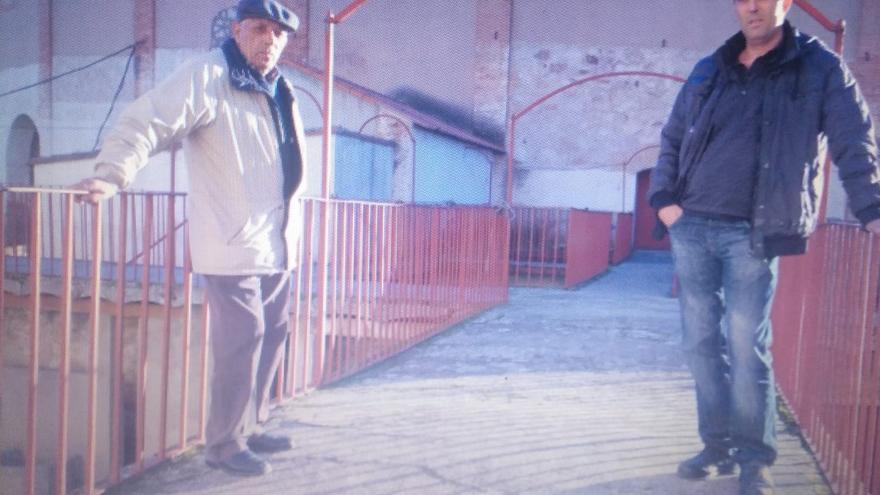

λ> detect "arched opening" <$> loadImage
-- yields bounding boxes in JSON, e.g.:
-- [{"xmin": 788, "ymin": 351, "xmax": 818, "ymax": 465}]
[
  {"xmin": 5, "ymin": 114, "xmax": 39, "ymax": 186},
  {"xmin": 4, "ymin": 114, "xmax": 39, "ymax": 249}
]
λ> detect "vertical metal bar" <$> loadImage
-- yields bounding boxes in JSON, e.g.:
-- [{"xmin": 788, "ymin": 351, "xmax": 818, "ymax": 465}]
[
  {"xmin": 422, "ymin": 208, "xmax": 433, "ymax": 336},
  {"xmin": 0, "ymin": 191, "xmax": 5, "ymax": 396},
  {"xmin": 386, "ymin": 206, "xmax": 398, "ymax": 353},
  {"xmin": 159, "ymin": 195, "xmax": 175, "ymax": 459},
  {"xmin": 287, "ymin": 199, "xmax": 305, "ymax": 397},
  {"xmin": 315, "ymin": 15, "xmax": 336, "ymax": 386},
  {"xmin": 110, "ymin": 195, "xmax": 127, "ymax": 483},
  {"xmin": 375, "ymin": 205, "xmax": 393, "ymax": 357},
  {"xmin": 327, "ymin": 201, "xmax": 340, "ymax": 381},
  {"xmin": 538, "ymin": 209, "xmax": 548, "ymax": 282},
  {"xmin": 364, "ymin": 204, "xmax": 375, "ymax": 363},
  {"xmin": 403, "ymin": 205, "xmax": 420, "ymax": 346},
  {"xmin": 341, "ymin": 202, "xmax": 353, "ymax": 376},
  {"xmin": 198, "ymin": 301, "xmax": 210, "ymax": 442},
  {"xmin": 136, "ymin": 195, "xmax": 154, "ymax": 472},
  {"xmin": 553, "ymin": 208, "xmax": 562, "ymax": 283},
  {"xmin": 369, "ymin": 205, "xmax": 380, "ymax": 361},
  {"xmin": 25, "ymin": 193, "xmax": 42, "ymax": 495},
  {"xmin": 410, "ymin": 207, "xmax": 419, "ymax": 339},
  {"xmin": 354, "ymin": 202, "xmax": 366, "ymax": 369},
  {"xmin": 564, "ymin": 210, "xmax": 574, "ymax": 288},
  {"xmin": 84, "ymin": 201, "xmax": 103, "ymax": 494},
  {"xmin": 453, "ymin": 208, "xmax": 461, "ymax": 314},
  {"xmin": 56, "ymin": 194, "xmax": 75, "ymax": 495},
  {"xmin": 178, "ymin": 219, "xmax": 193, "ymax": 449},
  {"xmin": 47, "ymin": 193, "xmax": 55, "ymax": 274},
  {"xmin": 526, "ymin": 208, "xmax": 535, "ymax": 286},
  {"xmin": 465, "ymin": 209, "xmax": 475, "ymax": 313},
  {"xmin": 300, "ymin": 201, "xmax": 314, "ymax": 391}
]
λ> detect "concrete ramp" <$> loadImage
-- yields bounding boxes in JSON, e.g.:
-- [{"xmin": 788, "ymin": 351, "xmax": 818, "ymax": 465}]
[{"xmin": 108, "ymin": 251, "xmax": 830, "ymax": 495}]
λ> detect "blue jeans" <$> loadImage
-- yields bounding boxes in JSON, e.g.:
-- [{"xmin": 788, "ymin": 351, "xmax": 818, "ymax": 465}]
[{"xmin": 668, "ymin": 213, "xmax": 778, "ymax": 465}]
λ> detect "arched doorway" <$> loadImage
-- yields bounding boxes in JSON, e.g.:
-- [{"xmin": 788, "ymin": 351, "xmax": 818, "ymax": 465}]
[
  {"xmin": 6, "ymin": 114, "xmax": 39, "ymax": 185},
  {"xmin": 4, "ymin": 115, "xmax": 39, "ymax": 248}
]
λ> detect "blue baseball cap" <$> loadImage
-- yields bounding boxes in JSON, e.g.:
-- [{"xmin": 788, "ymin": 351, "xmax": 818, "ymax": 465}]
[{"xmin": 236, "ymin": 0, "xmax": 299, "ymax": 32}]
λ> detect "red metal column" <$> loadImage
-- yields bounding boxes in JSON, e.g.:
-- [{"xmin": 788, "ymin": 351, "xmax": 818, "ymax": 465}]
[
  {"xmin": 0, "ymin": 191, "xmax": 5, "ymax": 396},
  {"xmin": 136, "ymin": 195, "xmax": 153, "ymax": 472},
  {"xmin": 159, "ymin": 196, "xmax": 175, "ymax": 459},
  {"xmin": 198, "ymin": 302, "xmax": 210, "ymax": 442},
  {"xmin": 110, "ymin": 195, "xmax": 128, "ymax": 482},
  {"xmin": 178, "ymin": 220, "xmax": 193, "ymax": 449},
  {"xmin": 25, "ymin": 193, "xmax": 42, "ymax": 495},
  {"xmin": 84, "ymin": 202, "xmax": 103, "ymax": 494},
  {"xmin": 55, "ymin": 195, "xmax": 74, "ymax": 495}
]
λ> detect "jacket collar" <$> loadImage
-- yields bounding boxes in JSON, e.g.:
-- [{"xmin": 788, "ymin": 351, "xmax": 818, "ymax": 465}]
[
  {"xmin": 716, "ymin": 21, "xmax": 803, "ymax": 73},
  {"xmin": 221, "ymin": 37, "xmax": 280, "ymax": 94}
]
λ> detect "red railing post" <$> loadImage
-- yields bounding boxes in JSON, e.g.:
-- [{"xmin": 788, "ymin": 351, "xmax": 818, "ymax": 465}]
[
  {"xmin": 178, "ymin": 218, "xmax": 193, "ymax": 450},
  {"xmin": 25, "ymin": 192, "xmax": 41, "ymax": 495},
  {"xmin": 84, "ymin": 201, "xmax": 102, "ymax": 494},
  {"xmin": 55, "ymin": 194, "xmax": 75, "ymax": 495},
  {"xmin": 135, "ymin": 194, "xmax": 153, "ymax": 472}
]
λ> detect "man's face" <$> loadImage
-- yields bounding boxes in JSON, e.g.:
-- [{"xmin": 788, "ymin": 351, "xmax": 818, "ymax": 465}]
[
  {"xmin": 734, "ymin": 0, "xmax": 792, "ymax": 44},
  {"xmin": 232, "ymin": 18, "xmax": 289, "ymax": 75}
]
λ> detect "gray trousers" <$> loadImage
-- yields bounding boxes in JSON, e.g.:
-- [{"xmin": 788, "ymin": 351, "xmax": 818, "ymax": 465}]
[{"xmin": 202, "ymin": 272, "xmax": 291, "ymax": 462}]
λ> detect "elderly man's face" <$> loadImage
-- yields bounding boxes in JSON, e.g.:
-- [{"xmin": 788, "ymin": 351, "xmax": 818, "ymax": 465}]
[
  {"xmin": 734, "ymin": 0, "xmax": 792, "ymax": 45},
  {"xmin": 232, "ymin": 17, "xmax": 289, "ymax": 75}
]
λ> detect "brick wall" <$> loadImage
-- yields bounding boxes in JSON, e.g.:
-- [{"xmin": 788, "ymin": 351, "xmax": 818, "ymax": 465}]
[
  {"xmin": 134, "ymin": 0, "xmax": 156, "ymax": 96},
  {"xmin": 851, "ymin": 0, "xmax": 880, "ymax": 126},
  {"xmin": 38, "ymin": 0, "xmax": 52, "ymax": 121},
  {"xmin": 472, "ymin": 0, "xmax": 512, "ymax": 141},
  {"xmin": 281, "ymin": 0, "xmax": 309, "ymax": 66}
]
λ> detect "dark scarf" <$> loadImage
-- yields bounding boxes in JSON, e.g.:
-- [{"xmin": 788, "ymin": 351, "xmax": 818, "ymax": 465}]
[{"xmin": 221, "ymin": 38, "xmax": 302, "ymax": 199}]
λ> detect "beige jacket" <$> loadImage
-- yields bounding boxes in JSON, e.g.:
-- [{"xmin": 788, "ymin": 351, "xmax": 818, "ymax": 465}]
[{"xmin": 95, "ymin": 48, "xmax": 307, "ymax": 275}]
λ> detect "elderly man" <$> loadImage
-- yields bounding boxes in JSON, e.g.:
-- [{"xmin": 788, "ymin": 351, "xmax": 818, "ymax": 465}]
[
  {"xmin": 649, "ymin": 0, "xmax": 880, "ymax": 493},
  {"xmin": 75, "ymin": 0, "xmax": 307, "ymax": 476}
]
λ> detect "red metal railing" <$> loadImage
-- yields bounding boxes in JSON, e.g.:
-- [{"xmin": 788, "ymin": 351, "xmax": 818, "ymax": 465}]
[
  {"xmin": 773, "ymin": 223, "xmax": 880, "ymax": 495},
  {"xmin": 289, "ymin": 200, "xmax": 509, "ymax": 387},
  {"xmin": 0, "ymin": 188, "xmax": 507, "ymax": 494},
  {"xmin": 508, "ymin": 207, "xmax": 630, "ymax": 288},
  {"xmin": 1, "ymin": 188, "xmax": 195, "ymax": 495}
]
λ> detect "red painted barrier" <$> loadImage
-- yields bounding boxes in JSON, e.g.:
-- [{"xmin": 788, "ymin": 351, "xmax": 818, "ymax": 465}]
[
  {"xmin": 611, "ymin": 212, "xmax": 633, "ymax": 265},
  {"xmin": 565, "ymin": 210, "xmax": 612, "ymax": 288},
  {"xmin": 0, "ymin": 187, "xmax": 507, "ymax": 494},
  {"xmin": 509, "ymin": 207, "xmax": 615, "ymax": 288},
  {"xmin": 773, "ymin": 223, "xmax": 880, "ymax": 495}
]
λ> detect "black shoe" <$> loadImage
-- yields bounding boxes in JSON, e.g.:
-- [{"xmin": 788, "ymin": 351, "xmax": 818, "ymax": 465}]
[
  {"xmin": 738, "ymin": 462, "xmax": 775, "ymax": 495},
  {"xmin": 247, "ymin": 433, "xmax": 293, "ymax": 454},
  {"xmin": 677, "ymin": 448, "xmax": 736, "ymax": 479},
  {"xmin": 206, "ymin": 450, "xmax": 271, "ymax": 477}
]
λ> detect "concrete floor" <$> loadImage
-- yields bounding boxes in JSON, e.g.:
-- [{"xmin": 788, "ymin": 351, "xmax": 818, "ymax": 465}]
[{"xmin": 108, "ymin": 251, "xmax": 831, "ymax": 495}]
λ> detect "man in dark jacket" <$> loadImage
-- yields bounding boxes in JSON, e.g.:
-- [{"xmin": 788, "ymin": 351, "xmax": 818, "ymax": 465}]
[{"xmin": 648, "ymin": 0, "xmax": 880, "ymax": 493}]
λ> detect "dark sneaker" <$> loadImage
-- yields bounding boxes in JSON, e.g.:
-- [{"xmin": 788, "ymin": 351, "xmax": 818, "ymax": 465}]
[
  {"xmin": 206, "ymin": 450, "xmax": 271, "ymax": 476},
  {"xmin": 677, "ymin": 448, "xmax": 736, "ymax": 479},
  {"xmin": 739, "ymin": 462, "xmax": 775, "ymax": 495},
  {"xmin": 247, "ymin": 433, "xmax": 293, "ymax": 454}
]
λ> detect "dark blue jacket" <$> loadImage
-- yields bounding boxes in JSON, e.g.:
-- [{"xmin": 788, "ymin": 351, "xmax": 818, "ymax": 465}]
[{"xmin": 648, "ymin": 23, "xmax": 880, "ymax": 257}]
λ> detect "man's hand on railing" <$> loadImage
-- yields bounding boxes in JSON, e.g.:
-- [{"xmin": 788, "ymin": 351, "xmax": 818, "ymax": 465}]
[
  {"xmin": 72, "ymin": 177, "xmax": 119, "ymax": 204},
  {"xmin": 866, "ymin": 218, "xmax": 880, "ymax": 235}
]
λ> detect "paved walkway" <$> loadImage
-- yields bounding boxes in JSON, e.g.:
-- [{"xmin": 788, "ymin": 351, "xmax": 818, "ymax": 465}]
[{"xmin": 109, "ymin": 252, "xmax": 831, "ymax": 495}]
